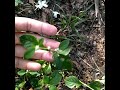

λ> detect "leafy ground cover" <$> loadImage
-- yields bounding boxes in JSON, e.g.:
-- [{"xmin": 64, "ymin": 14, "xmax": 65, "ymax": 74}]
[{"xmin": 15, "ymin": 0, "xmax": 105, "ymax": 90}]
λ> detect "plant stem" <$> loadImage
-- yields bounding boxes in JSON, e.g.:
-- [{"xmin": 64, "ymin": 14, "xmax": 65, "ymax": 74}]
[{"xmin": 79, "ymin": 81, "xmax": 94, "ymax": 90}]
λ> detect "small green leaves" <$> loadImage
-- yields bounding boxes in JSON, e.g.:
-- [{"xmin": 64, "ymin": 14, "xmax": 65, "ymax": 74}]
[
  {"xmin": 20, "ymin": 34, "xmax": 38, "ymax": 49},
  {"xmin": 17, "ymin": 70, "xmax": 26, "ymax": 76},
  {"xmin": 39, "ymin": 38, "xmax": 45, "ymax": 48},
  {"xmin": 65, "ymin": 76, "xmax": 95, "ymax": 90},
  {"xmin": 15, "ymin": 0, "xmax": 23, "ymax": 6},
  {"xmin": 43, "ymin": 76, "xmax": 50, "ymax": 84},
  {"xmin": 24, "ymin": 47, "xmax": 35, "ymax": 59},
  {"xmin": 30, "ymin": 78, "xmax": 39, "ymax": 88},
  {"xmin": 49, "ymin": 71, "xmax": 62, "ymax": 85},
  {"xmin": 53, "ymin": 53, "xmax": 63, "ymax": 70},
  {"xmin": 53, "ymin": 53, "xmax": 72, "ymax": 70},
  {"xmin": 62, "ymin": 59, "xmax": 72, "ymax": 71},
  {"xmin": 18, "ymin": 34, "xmax": 75, "ymax": 90},
  {"xmin": 58, "ymin": 47, "xmax": 71, "ymax": 56},
  {"xmin": 29, "ymin": 71, "xmax": 40, "ymax": 76},
  {"xmin": 89, "ymin": 80, "xmax": 103, "ymax": 90},
  {"xmin": 15, "ymin": 87, "xmax": 19, "ymax": 90},
  {"xmin": 59, "ymin": 39, "xmax": 69, "ymax": 50},
  {"xmin": 65, "ymin": 76, "xmax": 81, "ymax": 89},
  {"xmin": 18, "ymin": 81, "xmax": 26, "ymax": 88},
  {"xmin": 58, "ymin": 39, "xmax": 71, "ymax": 56},
  {"xmin": 36, "ymin": 60, "xmax": 46, "ymax": 65},
  {"xmin": 49, "ymin": 85, "xmax": 57, "ymax": 90},
  {"xmin": 43, "ymin": 63, "xmax": 52, "ymax": 74}
]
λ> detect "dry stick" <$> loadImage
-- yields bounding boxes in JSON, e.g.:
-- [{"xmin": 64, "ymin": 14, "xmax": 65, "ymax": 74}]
[
  {"xmin": 94, "ymin": 0, "xmax": 105, "ymax": 74},
  {"xmin": 77, "ymin": 54, "xmax": 104, "ymax": 75},
  {"xmin": 82, "ymin": 59, "xmax": 96, "ymax": 70},
  {"xmin": 17, "ymin": 8, "xmax": 30, "ymax": 14},
  {"xmin": 95, "ymin": 0, "xmax": 103, "ymax": 26},
  {"xmin": 85, "ymin": 3, "xmax": 94, "ymax": 12},
  {"xmin": 94, "ymin": 0, "xmax": 99, "ymax": 17},
  {"xmin": 91, "ymin": 57, "xmax": 104, "ymax": 74},
  {"xmin": 77, "ymin": 54, "xmax": 98, "ymax": 71},
  {"xmin": 55, "ymin": 4, "xmax": 65, "ymax": 14}
]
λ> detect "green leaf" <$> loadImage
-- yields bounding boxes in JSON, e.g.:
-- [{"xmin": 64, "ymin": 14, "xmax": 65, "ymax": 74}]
[
  {"xmin": 62, "ymin": 59, "xmax": 72, "ymax": 71},
  {"xmin": 95, "ymin": 76, "xmax": 105, "ymax": 85},
  {"xmin": 17, "ymin": 70, "xmax": 26, "ymax": 76},
  {"xmin": 65, "ymin": 76, "xmax": 81, "ymax": 89},
  {"xmin": 50, "ymin": 70, "xmax": 59, "ymax": 77},
  {"xmin": 39, "ymin": 38, "xmax": 45, "ymax": 48},
  {"xmin": 53, "ymin": 53, "xmax": 63, "ymax": 70},
  {"xmin": 24, "ymin": 47, "xmax": 35, "ymax": 59},
  {"xmin": 18, "ymin": 81, "xmax": 26, "ymax": 88},
  {"xmin": 53, "ymin": 53, "xmax": 72, "ymax": 70},
  {"xmin": 43, "ymin": 63, "xmax": 52, "ymax": 74},
  {"xmin": 36, "ymin": 60, "xmax": 46, "ymax": 65},
  {"xmin": 38, "ymin": 79, "xmax": 43, "ymax": 86},
  {"xmin": 89, "ymin": 81, "xmax": 103, "ymax": 90},
  {"xmin": 58, "ymin": 47, "xmax": 71, "ymax": 56},
  {"xmin": 79, "ymin": 11, "xmax": 87, "ymax": 18},
  {"xmin": 15, "ymin": 2, "xmax": 18, "ymax": 6},
  {"xmin": 15, "ymin": 87, "xmax": 19, "ymax": 90},
  {"xmin": 49, "ymin": 85, "xmax": 57, "ymax": 90},
  {"xmin": 29, "ymin": 71, "xmax": 40, "ymax": 76},
  {"xmin": 30, "ymin": 78, "xmax": 39, "ymax": 88},
  {"xmin": 61, "ymin": 19, "xmax": 67, "ymax": 29},
  {"xmin": 59, "ymin": 39, "xmax": 69, "ymax": 50},
  {"xmin": 19, "ymin": 34, "xmax": 38, "ymax": 49},
  {"xmin": 50, "ymin": 71, "xmax": 62, "ymax": 85},
  {"xmin": 43, "ymin": 76, "xmax": 50, "ymax": 84},
  {"xmin": 71, "ymin": 17, "xmax": 80, "ymax": 29},
  {"xmin": 15, "ymin": 0, "xmax": 23, "ymax": 6}
]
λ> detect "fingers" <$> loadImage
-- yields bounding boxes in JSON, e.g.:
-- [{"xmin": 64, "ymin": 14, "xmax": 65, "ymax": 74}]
[
  {"xmin": 15, "ymin": 57, "xmax": 41, "ymax": 71},
  {"xmin": 15, "ymin": 45, "xmax": 53, "ymax": 62},
  {"xmin": 15, "ymin": 17, "xmax": 57, "ymax": 36},
  {"xmin": 15, "ymin": 34, "xmax": 19, "ymax": 44},
  {"xmin": 15, "ymin": 33, "xmax": 60, "ymax": 49}
]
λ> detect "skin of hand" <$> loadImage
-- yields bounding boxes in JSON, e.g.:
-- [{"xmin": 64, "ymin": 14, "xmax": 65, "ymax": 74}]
[{"xmin": 15, "ymin": 17, "xmax": 60, "ymax": 71}]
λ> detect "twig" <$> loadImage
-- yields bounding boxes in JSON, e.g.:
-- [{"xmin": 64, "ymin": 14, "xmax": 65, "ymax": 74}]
[
  {"xmin": 94, "ymin": 0, "xmax": 99, "ymax": 17},
  {"xmin": 91, "ymin": 57, "xmax": 104, "ymax": 74},
  {"xmin": 82, "ymin": 59, "xmax": 96, "ymax": 70},
  {"xmin": 55, "ymin": 3, "xmax": 65, "ymax": 14}
]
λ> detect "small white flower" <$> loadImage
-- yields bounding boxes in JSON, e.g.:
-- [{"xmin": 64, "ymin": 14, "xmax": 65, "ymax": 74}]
[
  {"xmin": 35, "ymin": 45, "xmax": 40, "ymax": 50},
  {"xmin": 35, "ymin": 0, "xmax": 48, "ymax": 10},
  {"xmin": 47, "ymin": 46, "xmax": 51, "ymax": 50},
  {"xmin": 52, "ymin": 11, "xmax": 60, "ymax": 18},
  {"xmin": 26, "ymin": 70, "xmax": 29, "ymax": 73},
  {"xmin": 54, "ymin": 48, "xmax": 59, "ymax": 51}
]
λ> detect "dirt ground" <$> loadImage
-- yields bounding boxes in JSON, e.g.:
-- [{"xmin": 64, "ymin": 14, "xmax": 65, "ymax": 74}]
[{"xmin": 15, "ymin": 0, "xmax": 105, "ymax": 90}]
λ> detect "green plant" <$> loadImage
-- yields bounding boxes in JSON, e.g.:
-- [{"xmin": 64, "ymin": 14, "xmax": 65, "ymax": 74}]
[
  {"xmin": 15, "ymin": 0, "xmax": 23, "ymax": 6},
  {"xmin": 15, "ymin": 34, "xmax": 105, "ymax": 90},
  {"xmin": 60, "ymin": 13, "xmax": 88, "ymax": 41}
]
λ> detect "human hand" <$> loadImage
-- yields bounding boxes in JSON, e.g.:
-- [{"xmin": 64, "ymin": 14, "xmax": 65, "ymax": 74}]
[{"xmin": 15, "ymin": 17, "xmax": 60, "ymax": 71}]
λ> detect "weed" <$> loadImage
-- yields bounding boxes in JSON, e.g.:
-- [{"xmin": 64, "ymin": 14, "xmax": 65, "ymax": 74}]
[{"xmin": 15, "ymin": 34, "xmax": 105, "ymax": 90}]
